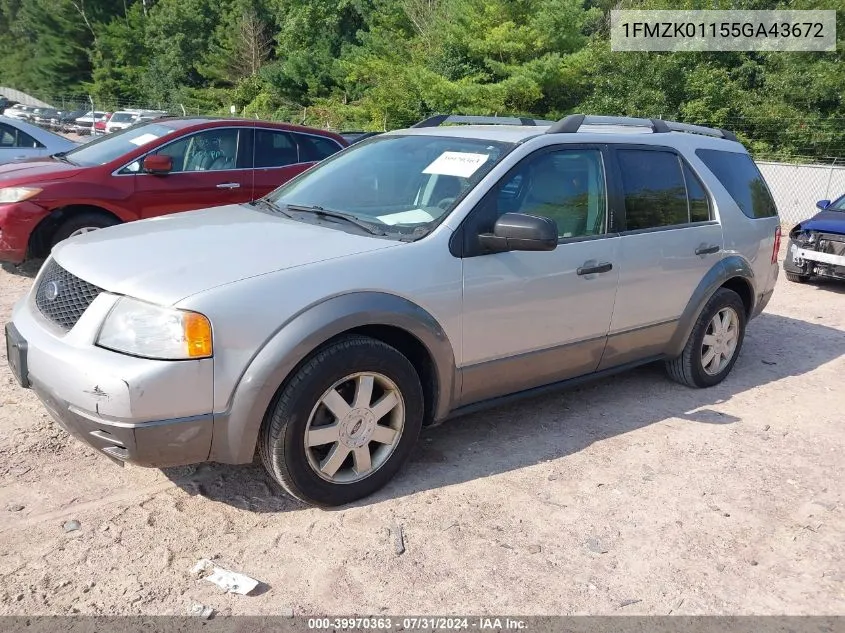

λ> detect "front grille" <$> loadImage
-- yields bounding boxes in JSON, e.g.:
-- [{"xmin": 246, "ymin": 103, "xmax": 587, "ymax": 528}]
[{"xmin": 34, "ymin": 259, "xmax": 103, "ymax": 330}]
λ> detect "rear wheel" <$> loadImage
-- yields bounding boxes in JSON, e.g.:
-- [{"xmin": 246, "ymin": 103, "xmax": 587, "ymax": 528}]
[
  {"xmin": 666, "ymin": 288, "xmax": 747, "ymax": 388},
  {"xmin": 259, "ymin": 335, "xmax": 424, "ymax": 507},
  {"xmin": 785, "ymin": 271, "xmax": 811, "ymax": 283},
  {"xmin": 51, "ymin": 212, "xmax": 119, "ymax": 247}
]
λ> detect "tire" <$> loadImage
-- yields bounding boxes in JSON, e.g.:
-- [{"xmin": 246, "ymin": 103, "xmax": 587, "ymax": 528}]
[
  {"xmin": 259, "ymin": 335, "xmax": 424, "ymax": 507},
  {"xmin": 665, "ymin": 288, "xmax": 747, "ymax": 388},
  {"xmin": 785, "ymin": 271, "xmax": 811, "ymax": 283},
  {"xmin": 51, "ymin": 212, "xmax": 119, "ymax": 247}
]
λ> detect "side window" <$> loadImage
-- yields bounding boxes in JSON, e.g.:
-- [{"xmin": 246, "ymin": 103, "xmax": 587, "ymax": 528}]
[
  {"xmin": 496, "ymin": 149, "xmax": 607, "ymax": 238},
  {"xmin": 0, "ymin": 124, "xmax": 40, "ymax": 149},
  {"xmin": 296, "ymin": 134, "xmax": 342, "ymax": 162},
  {"xmin": 695, "ymin": 149, "xmax": 778, "ymax": 218},
  {"xmin": 255, "ymin": 130, "xmax": 298, "ymax": 168},
  {"xmin": 684, "ymin": 163, "xmax": 711, "ymax": 222},
  {"xmin": 618, "ymin": 149, "xmax": 689, "ymax": 230},
  {"xmin": 154, "ymin": 129, "xmax": 241, "ymax": 172},
  {"xmin": 0, "ymin": 124, "xmax": 15, "ymax": 147}
]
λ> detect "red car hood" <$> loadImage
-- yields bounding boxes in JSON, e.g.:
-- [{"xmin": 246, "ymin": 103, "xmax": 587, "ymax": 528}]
[{"xmin": 0, "ymin": 158, "xmax": 84, "ymax": 185}]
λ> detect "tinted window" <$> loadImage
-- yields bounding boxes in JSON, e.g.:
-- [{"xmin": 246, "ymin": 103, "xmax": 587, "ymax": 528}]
[
  {"xmin": 297, "ymin": 134, "xmax": 342, "ymax": 162},
  {"xmin": 496, "ymin": 149, "xmax": 606, "ymax": 238},
  {"xmin": 618, "ymin": 150, "xmax": 688, "ymax": 230},
  {"xmin": 684, "ymin": 164, "xmax": 711, "ymax": 222},
  {"xmin": 0, "ymin": 123, "xmax": 40, "ymax": 148},
  {"xmin": 696, "ymin": 149, "xmax": 778, "ymax": 218},
  {"xmin": 154, "ymin": 128, "xmax": 242, "ymax": 172},
  {"xmin": 254, "ymin": 130, "xmax": 298, "ymax": 168}
]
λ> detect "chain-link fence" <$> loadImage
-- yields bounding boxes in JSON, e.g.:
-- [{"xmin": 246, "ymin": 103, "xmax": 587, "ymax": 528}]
[{"xmin": 756, "ymin": 158, "xmax": 845, "ymax": 227}]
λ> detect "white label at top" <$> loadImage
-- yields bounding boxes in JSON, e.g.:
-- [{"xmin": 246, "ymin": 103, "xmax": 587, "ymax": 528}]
[
  {"xmin": 128, "ymin": 133, "xmax": 161, "ymax": 147},
  {"xmin": 423, "ymin": 152, "xmax": 489, "ymax": 179}
]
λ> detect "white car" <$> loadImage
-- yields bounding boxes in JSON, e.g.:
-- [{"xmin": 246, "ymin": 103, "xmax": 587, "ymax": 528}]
[
  {"xmin": 72, "ymin": 111, "xmax": 109, "ymax": 135},
  {"xmin": 0, "ymin": 116, "xmax": 77, "ymax": 165},
  {"xmin": 105, "ymin": 110, "xmax": 144, "ymax": 134},
  {"xmin": 3, "ymin": 104, "xmax": 36, "ymax": 121}
]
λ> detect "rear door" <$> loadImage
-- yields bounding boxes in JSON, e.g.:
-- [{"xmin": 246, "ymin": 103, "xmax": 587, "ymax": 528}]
[
  {"xmin": 0, "ymin": 122, "xmax": 45, "ymax": 163},
  {"xmin": 599, "ymin": 145, "xmax": 724, "ymax": 369},
  {"xmin": 131, "ymin": 126, "xmax": 253, "ymax": 218},
  {"xmin": 251, "ymin": 128, "xmax": 344, "ymax": 199}
]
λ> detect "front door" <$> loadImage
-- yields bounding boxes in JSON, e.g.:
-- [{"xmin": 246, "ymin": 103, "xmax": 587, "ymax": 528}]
[
  {"xmin": 599, "ymin": 145, "xmax": 725, "ymax": 369},
  {"xmin": 132, "ymin": 127, "xmax": 253, "ymax": 218},
  {"xmin": 0, "ymin": 122, "xmax": 45, "ymax": 164},
  {"xmin": 459, "ymin": 146, "xmax": 621, "ymax": 406}
]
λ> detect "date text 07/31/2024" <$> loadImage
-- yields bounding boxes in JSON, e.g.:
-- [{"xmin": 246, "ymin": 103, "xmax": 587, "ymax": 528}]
[{"xmin": 307, "ymin": 617, "xmax": 528, "ymax": 630}]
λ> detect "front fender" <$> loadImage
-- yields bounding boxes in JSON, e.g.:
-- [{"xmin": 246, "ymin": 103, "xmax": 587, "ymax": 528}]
[{"xmin": 209, "ymin": 292, "xmax": 457, "ymax": 464}]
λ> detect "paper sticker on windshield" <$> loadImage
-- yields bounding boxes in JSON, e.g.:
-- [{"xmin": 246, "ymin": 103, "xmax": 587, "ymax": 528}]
[
  {"xmin": 423, "ymin": 152, "xmax": 489, "ymax": 178},
  {"xmin": 128, "ymin": 133, "xmax": 160, "ymax": 147},
  {"xmin": 377, "ymin": 209, "xmax": 436, "ymax": 225}
]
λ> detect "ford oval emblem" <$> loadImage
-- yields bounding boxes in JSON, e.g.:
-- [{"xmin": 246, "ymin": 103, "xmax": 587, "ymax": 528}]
[{"xmin": 44, "ymin": 281, "xmax": 61, "ymax": 301}]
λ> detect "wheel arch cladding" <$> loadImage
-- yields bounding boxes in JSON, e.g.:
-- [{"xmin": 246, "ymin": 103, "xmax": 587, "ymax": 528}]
[
  {"xmin": 28, "ymin": 205, "xmax": 123, "ymax": 258},
  {"xmin": 666, "ymin": 256, "xmax": 755, "ymax": 359},
  {"xmin": 209, "ymin": 292, "xmax": 457, "ymax": 464}
]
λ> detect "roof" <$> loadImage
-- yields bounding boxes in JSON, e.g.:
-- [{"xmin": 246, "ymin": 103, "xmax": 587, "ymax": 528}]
[
  {"xmin": 0, "ymin": 87, "xmax": 54, "ymax": 109},
  {"xmin": 387, "ymin": 114, "xmax": 745, "ymax": 152},
  {"xmin": 155, "ymin": 117, "xmax": 348, "ymax": 144}
]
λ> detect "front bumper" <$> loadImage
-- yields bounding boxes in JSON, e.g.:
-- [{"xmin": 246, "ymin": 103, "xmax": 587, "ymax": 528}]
[
  {"xmin": 0, "ymin": 200, "xmax": 49, "ymax": 264},
  {"xmin": 8, "ymin": 286, "xmax": 215, "ymax": 467}
]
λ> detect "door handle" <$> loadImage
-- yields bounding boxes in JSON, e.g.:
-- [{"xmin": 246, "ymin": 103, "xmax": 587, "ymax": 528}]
[
  {"xmin": 695, "ymin": 244, "xmax": 721, "ymax": 256},
  {"xmin": 216, "ymin": 182, "xmax": 240, "ymax": 189},
  {"xmin": 577, "ymin": 261, "xmax": 613, "ymax": 276}
]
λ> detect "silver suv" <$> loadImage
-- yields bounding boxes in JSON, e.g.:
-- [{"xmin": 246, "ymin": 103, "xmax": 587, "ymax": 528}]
[{"xmin": 5, "ymin": 114, "xmax": 781, "ymax": 507}]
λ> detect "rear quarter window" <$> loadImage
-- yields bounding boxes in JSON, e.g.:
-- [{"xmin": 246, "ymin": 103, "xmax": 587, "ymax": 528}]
[{"xmin": 695, "ymin": 149, "xmax": 778, "ymax": 219}]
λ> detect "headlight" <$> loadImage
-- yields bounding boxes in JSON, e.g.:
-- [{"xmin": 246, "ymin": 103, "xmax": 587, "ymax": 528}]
[
  {"xmin": 0, "ymin": 187, "xmax": 42, "ymax": 204},
  {"xmin": 97, "ymin": 297, "xmax": 212, "ymax": 360}
]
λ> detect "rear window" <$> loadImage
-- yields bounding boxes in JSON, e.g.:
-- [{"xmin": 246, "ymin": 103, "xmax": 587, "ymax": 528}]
[{"xmin": 695, "ymin": 149, "xmax": 778, "ymax": 219}]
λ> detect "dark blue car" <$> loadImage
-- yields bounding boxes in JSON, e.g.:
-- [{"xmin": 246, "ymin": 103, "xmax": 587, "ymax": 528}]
[{"xmin": 783, "ymin": 195, "xmax": 845, "ymax": 283}]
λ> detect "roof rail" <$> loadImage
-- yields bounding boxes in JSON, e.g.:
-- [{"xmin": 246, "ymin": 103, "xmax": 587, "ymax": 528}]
[
  {"xmin": 545, "ymin": 114, "xmax": 738, "ymax": 142},
  {"xmin": 412, "ymin": 114, "xmax": 554, "ymax": 128}
]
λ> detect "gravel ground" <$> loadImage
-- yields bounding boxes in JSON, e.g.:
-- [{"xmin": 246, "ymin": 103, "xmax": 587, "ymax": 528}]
[{"xmin": 0, "ymin": 248, "xmax": 842, "ymax": 617}]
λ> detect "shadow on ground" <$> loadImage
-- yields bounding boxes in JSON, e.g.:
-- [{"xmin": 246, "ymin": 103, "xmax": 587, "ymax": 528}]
[
  {"xmin": 1, "ymin": 259, "xmax": 44, "ymax": 279},
  {"xmin": 163, "ymin": 312, "xmax": 844, "ymax": 513}
]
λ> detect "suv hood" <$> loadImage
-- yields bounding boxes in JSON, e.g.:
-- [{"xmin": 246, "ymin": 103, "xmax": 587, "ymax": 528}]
[
  {"xmin": 0, "ymin": 158, "xmax": 83, "ymax": 185},
  {"xmin": 51, "ymin": 204, "xmax": 401, "ymax": 305}
]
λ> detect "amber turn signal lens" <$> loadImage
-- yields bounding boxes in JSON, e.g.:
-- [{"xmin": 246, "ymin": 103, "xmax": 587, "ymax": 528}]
[{"xmin": 184, "ymin": 312, "xmax": 213, "ymax": 358}]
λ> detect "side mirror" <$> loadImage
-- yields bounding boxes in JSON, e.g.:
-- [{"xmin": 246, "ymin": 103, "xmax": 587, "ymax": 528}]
[
  {"xmin": 478, "ymin": 212, "xmax": 558, "ymax": 253},
  {"xmin": 816, "ymin": 199, "xmax": 831, "ymax": 210},
  {"xmin": 142, "ymin": 154, "xmax": 172, "ymax": 175}
]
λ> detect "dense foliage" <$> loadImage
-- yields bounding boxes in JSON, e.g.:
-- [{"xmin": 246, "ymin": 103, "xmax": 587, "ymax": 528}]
[{"xmin": 2, "ymin": 0, "xmax": 844, "ymax": 158}]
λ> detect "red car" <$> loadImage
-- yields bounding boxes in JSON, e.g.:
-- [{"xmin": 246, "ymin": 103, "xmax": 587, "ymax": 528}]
[{"xmin": 0, "ymin": 117, "xmax": 348, "ymax": 263}]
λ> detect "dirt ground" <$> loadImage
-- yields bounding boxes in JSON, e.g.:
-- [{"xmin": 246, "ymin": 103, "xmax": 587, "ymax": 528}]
[{"xmin": 0, "ymin": 248, "xmax": 842, "ymax": 617}]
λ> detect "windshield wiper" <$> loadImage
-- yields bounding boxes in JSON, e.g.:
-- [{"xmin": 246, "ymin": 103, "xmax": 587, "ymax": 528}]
[
  {"xmin": 249, "ymin": 197, "xmax": 291, "ymax": 217},
  {"xmin": 285, "ymin": 204, "xmax": 387, "ymax": 236},
  {"xmin": 51, "ymin": 152, "xmax": 76, "ymax": 164}
]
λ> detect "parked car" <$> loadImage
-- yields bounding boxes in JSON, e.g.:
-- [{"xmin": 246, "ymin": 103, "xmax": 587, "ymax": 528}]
[
  {"xmin": 0, "ymin": 117, "xmax": 347, "ymax": 263},
  {"xmin": 71, "ymin": 111, "xmax": 109, "ymax": 135},
  {"xmin": 50, "ymin": 109, "xmax": 88, "ymax": 133},
  {"xmin": 105, "ymin": 109, "xmax": 168, "ymax": 133},
  {"xmin": 30, "ymin": 107, "xmax": 59, "ymax": 127},
  {"xmin": 783, "ymin": 195, "xmax": 845, "ymax": 283},
  {"xmin": 0, "ymin": 97, "xmax": 19, "ymax": 115},
  {"xmin": 4, "ymin": 113, "xmax": 781, "ymax": 507},
  {"xmin": 93, "ymin": 114, "xmax": 112, "ymax": 136},
  {"xmin": 0, "ymin": 116, "xmax": 77, "ymax": 166},
  {"xmin": 3, "ymin": 104, "xmax": 36, "ymax": 121}
]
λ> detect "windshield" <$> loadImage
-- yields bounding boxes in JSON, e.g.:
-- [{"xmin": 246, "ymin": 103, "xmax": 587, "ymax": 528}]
[
  {"xmin": 266, "ymin": 134, "xmax": 513, "ymax": 236},
  {"xmin": 110, "ymin": 112, "xmax": 136, "ymax": 123},
  {"xmin": 63, "ymin": 122, "xmax": 177, "ymax": 166}
]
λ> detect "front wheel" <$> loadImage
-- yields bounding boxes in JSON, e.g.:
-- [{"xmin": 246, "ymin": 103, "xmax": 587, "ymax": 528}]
[
  {"xmin": 51, "ymin": 212, "xmax": 119, "ymax": 247},
  {"xmin": 259, "ymin": 335, "xmax": 424, "ymax": 507},
  {"xmin": 665, "ymin": 288, "xmax": 747, "ymax": 388}
]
